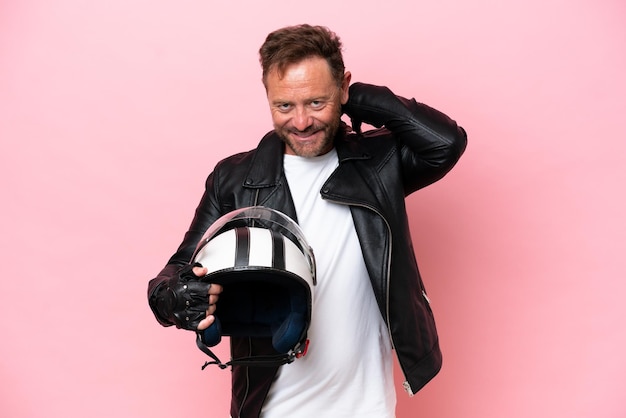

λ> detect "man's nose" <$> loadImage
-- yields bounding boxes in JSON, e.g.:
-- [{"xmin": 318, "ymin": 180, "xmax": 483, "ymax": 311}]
[{"xmin": 292, "ymin": 107, "xmax": 312, "ymax": 131}]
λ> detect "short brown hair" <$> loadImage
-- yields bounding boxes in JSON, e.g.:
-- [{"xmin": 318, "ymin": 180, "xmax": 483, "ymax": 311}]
[{"xmin": 259, "ymin": 24, "xmax": 345, "ymax": 88}]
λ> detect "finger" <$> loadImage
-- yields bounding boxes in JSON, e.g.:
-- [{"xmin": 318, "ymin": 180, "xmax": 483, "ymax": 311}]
[
  {"xmin": 197, "ymin": 315, "xmax": 214, "ymax": 331},
  {"xmin": 206, "ymin": 303, "xmax": 217, "ymax": 316},
  {"xmin": 208, "ymin": 283, "xmax": 223, "ymax": 294},
  {"xmin": 192, "ymin": 266, "xmax": 208, "ymax": 277}
]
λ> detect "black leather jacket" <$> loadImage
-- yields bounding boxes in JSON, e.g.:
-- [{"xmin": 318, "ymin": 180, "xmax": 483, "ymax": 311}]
[{"xmin": 148, "ymin": 83, "xmax": 467, "ymax": 417}]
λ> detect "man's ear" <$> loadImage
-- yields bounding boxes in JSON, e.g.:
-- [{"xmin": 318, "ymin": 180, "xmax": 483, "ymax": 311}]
[{"xmin": 340, "ymin": 71, "xmax": 352, "ymax": 105}]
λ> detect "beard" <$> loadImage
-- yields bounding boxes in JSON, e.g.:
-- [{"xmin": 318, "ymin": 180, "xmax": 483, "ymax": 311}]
[{"xmin": 276, "ymin": 108, "xmax": 343, "ymax": 158}]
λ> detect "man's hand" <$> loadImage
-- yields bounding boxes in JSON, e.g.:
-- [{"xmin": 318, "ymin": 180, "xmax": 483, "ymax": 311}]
[
  {"xmin": 159, "ymin": 263, "xmax": 223, "ymax": 331},
  {"xmin": 342, "ymin": 82, "xmax": 405, "ymax": 132},
  {"xmin": 194, "ymin": 266, "xmax": 223, "ymax": 331}
]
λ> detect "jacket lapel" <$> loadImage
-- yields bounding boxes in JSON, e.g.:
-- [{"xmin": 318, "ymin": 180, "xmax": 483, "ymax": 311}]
[
  {"xmin": 243, "ymin": 132, "xmax": 298, "ymax": 221},
  {"xmin": 323, "ymin": 136, "xmax": 385, "ymax": 213}
]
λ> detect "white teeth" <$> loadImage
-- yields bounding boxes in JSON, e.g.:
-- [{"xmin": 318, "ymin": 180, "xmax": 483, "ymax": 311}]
[{"xmin": 293, "ymin": 130, "xmax": 319, "ymax": 139}]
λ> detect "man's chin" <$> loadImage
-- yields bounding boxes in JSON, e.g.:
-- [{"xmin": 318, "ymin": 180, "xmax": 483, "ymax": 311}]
[{"xmin": 286, "ymin": 143, "xmax": 328, "ymax": 158}]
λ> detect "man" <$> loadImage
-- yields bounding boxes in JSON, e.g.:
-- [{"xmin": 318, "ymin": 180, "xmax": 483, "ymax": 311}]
[{"xmin": 148, "ymin": 24, "xmax": 467, "ymax": 418}]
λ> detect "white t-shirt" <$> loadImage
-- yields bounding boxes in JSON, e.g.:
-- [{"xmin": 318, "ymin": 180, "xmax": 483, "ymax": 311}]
[{"xmin": 260, "ymin": 149, "xmax": 396, "ymax": 418}]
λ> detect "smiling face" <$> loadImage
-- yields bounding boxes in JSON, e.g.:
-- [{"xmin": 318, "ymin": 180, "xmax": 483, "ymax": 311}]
[{"xmin": 266, "ymin": 56, "xmax": 351, "ymax": 157}]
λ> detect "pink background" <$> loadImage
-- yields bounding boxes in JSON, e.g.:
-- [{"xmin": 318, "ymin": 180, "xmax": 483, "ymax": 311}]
[{"xmin": 1, "ymin": 1, "xmax": 625, "ymax": 417}]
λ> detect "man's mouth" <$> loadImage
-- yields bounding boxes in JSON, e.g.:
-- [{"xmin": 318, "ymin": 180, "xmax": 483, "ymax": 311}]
[{"xmin": 290, "ymin": 128, "xmax": 321, "ymax": 140}]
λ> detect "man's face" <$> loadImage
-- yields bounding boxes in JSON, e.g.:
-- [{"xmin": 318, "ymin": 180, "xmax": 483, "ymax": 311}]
[{"xmin": 266, "ymin": 56, "xmax": 351, "ymax": 157}]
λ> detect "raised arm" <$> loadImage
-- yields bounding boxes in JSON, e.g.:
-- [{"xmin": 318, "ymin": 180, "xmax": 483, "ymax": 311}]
[{"xmin": 342, "ymin": 82, "xmax": 467, "ymax": 194}]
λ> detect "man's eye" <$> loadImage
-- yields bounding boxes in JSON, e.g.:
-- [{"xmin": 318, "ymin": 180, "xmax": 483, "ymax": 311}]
[
  {"xmin": 278, "ymin": 103, "xmax": 291, "ymax": 111},
  {"xmin": 310, "ymin": 101, "xmax": 324, "ymax": 109}
]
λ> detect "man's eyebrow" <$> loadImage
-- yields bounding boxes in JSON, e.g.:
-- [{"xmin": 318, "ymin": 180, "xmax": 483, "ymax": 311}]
[{"xmin": 270, "ymin": 94, "xmax": 331, "ymax": 106}]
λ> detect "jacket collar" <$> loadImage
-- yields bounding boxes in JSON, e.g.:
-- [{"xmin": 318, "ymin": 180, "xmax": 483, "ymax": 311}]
[{"xmin": 243, "ymin": 131, "xmax": 285, "ymax": 188}]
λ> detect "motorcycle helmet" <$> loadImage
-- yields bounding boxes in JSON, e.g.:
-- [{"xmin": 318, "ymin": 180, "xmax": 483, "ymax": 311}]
[{"xmin": 191, "ymin": 206, "xmax": 316, "ymax": 368}]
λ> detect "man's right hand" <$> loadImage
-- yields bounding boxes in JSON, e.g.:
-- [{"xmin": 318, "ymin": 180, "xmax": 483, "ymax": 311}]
[
  {"xmin": 157, "ymin": 263, "xmax": 223, "ymax": 331},
  {"xmin": 194, "ymin": 265, "xmax": 223, "ymax": 330}
]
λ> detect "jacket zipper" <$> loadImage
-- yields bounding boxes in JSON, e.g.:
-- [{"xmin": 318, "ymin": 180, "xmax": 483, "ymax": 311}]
[{"xmin": 322, "ymin": 196, "xmax": 414, "ymax": 395}]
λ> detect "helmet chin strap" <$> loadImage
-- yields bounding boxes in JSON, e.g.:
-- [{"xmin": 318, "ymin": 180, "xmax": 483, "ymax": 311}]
[{"xmin": 196, "ymin": 332, "xmax": 309, "ymax": 370}]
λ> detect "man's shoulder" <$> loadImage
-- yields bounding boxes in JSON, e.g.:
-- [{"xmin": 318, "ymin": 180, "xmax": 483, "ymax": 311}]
[
  {"xmin": 215, "ymin": 131, "xmax": 277, "ymax": 165},
  {"xmin": 216, "ymin": 148, "xmax": 256, "ymax": 168},
  {"xmin": 337, "ymin": 128, "xmax": 396, "ymax": 159},
  {"xmin": 213, "ymin": 130, "xmax": 282, "ymax": 176}
]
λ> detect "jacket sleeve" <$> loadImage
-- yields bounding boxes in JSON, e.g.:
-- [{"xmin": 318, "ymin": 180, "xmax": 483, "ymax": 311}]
[
  {"xmin": 342, "ymin": 82, "xmax": 467, "ymax": 194},
  {"xmin": 147, "ymin": 169, "xmax": 224, "ymax": 326}
]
